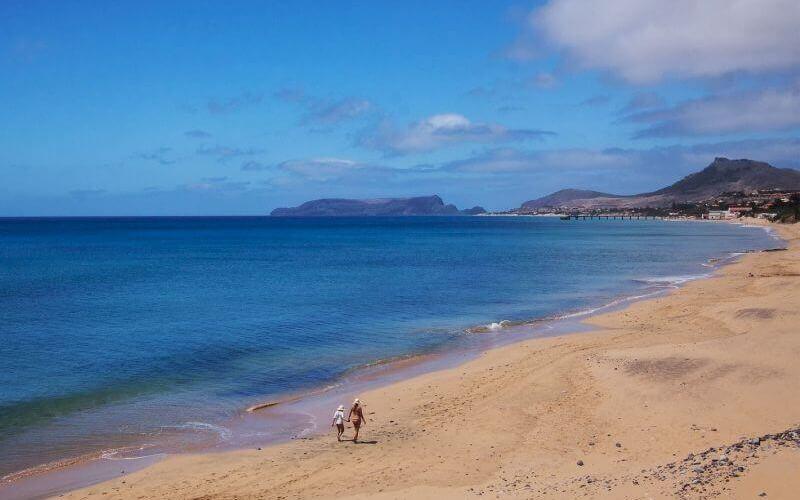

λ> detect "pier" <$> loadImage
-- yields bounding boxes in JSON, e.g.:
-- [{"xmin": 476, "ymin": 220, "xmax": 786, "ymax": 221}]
[{"xmin": 560, "ymin": 214, "xmax": 665, "ymax": 220}]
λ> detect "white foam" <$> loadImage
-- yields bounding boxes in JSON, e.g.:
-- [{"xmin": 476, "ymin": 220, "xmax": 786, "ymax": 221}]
[
  {"xmin": 737, "ymin": 223, "xmax": 783, "ymax": 242},
  {"xmin": 163, "ymin": 421, "xmax": 233, "ymax": 441},
  {"xmin": 637, "ymin": 274, "xmax": 711, "ymax": 286},
  {"xmin": 294, "ymin": 411, "xmax": 318, "ymax": 438},
  {"xmin": 552, "ymin": 289, "xmax": 665, "ymax": 320},
  {"xmin": 101, "ymin": 451, "xmax": 166, "ymax": 461},
  {"xmin": 487, "ymin": 320, "xmax": 511, "ymax": 331}
]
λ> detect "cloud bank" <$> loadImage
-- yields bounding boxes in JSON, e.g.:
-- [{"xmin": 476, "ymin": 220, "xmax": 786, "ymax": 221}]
[
  {"xmin": 359, "ymin": 113, "xmax": 554, "ymax": 155},
  {"xmin": 530, "ymin": 0, "xmax": 800, "ymax": 83},
  {"xmin": 628, "ymin": 85, "xmax": 800, "ymax": 137}
]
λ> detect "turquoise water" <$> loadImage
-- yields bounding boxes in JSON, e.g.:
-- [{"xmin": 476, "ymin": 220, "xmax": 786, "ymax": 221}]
[{"xmin": 0, "ymin": 216, "xmax": 776, "ymax": 476}]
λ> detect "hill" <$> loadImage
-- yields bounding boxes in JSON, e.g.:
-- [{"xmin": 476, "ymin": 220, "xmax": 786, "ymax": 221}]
[
  {"xmin": 520, "ymin": 158, "xmax": 800, "ymax": 210},
  {"xmin": 520, "ymin": 189, "xmax": 624, "ymax": 210},
  {"xmin": 647, "ymin": 158, "xmax": 800, "ymax": 199}
]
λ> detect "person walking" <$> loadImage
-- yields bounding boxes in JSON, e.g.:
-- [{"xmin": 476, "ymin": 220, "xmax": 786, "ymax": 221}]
[
  {"xmin": 331, "ymin": 404, "xmax": 346, "ymax": 441},
  {"xmin": 347, "ymin": 398, "xmax": 366, "ymax": 443}
]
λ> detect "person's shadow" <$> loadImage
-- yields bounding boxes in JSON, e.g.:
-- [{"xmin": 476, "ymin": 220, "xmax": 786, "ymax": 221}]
[{"xmin": 351, "ymin": 440, "xmax": 378, "ymax": 444}]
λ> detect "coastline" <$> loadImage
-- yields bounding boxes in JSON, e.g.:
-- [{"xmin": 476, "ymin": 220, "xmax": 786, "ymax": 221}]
[{"xmin": 4, "ymin": 219, "xmax": 797, "ymax": 499}]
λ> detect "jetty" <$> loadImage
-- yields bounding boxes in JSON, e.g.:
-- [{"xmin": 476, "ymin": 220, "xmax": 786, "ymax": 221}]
[{"xmin": 560, "ymin": 214, "xmax": 665, "ymax": 220}]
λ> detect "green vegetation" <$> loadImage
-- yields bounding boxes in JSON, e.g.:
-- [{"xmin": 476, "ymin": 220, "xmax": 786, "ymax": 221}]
[{"xmin": 772, "ymin": 194, "xmax": 800, "ymax": 223}]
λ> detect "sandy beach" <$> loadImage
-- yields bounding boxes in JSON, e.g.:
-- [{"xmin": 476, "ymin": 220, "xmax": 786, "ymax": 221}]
[{"xmin": 57, "ymin": 221, "xmax": 799, "ymax": 500}]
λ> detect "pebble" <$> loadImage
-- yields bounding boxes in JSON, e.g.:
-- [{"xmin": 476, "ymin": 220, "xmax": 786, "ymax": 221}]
[{"xmin": 577, "ymin": 460, "xmax": 584, "ymax": 466}]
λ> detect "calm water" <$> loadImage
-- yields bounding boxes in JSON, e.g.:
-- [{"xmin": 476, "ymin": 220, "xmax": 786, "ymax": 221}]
[{"xmin": 0, "ymin": 217, "xmax": 776, "ymax": 477}]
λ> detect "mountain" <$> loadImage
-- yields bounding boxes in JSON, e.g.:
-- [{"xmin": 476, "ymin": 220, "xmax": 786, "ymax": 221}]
[
  {"xmin": 520, "ymin": 158, "xmax": 800, "ymax": 210},
  {"xmin": 271, "ymin": 195, "xmax": 476, "ymax": 216},
  {"xmin": 647, "ymin": 158, "xmax": 800, "ymax": 199},
  {"xmin": 521, "ymin": 189, "xmax": 624, "ymax": 210}
]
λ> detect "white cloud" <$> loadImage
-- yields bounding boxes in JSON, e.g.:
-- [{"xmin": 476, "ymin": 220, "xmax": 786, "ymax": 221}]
[
  {"xmin": 530, "ymin": 0, "xmax": 800, "ymax": 83},
  {"xmin": 629, "ymin": 85, "xmax": 800, "ymax": 137},
  {"xmin": 277, "ymin": 157, "xmax": 369, "ymax": 182},
  {"xmin": 444, "ymin": 147, "xmax": 637, "ymax": 173},
  {"xmin": 359, "ymin": 113, "xmax": 553, "ymax": 155},
  {"xmin": 444, "ymin": 138, "xmax": 800, "ymax": 178},
  {"xmin": 679, "ymin": 137, "xmax": 800, "ymax": 168}
]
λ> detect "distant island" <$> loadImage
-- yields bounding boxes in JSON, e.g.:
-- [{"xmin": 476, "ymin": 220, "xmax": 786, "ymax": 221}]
[{"xmin": 271, "ymin": 195, "xmax": 485, "ymax": 217}]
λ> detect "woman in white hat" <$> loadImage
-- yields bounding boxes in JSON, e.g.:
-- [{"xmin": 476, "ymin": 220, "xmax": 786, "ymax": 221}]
[
  {"xmin": 331, "ymin": 404, "xmax": 346, "ymax": 441},
  {"xmin": 347, "ymin": 398, "xmax": 366, "ymax": 442}
]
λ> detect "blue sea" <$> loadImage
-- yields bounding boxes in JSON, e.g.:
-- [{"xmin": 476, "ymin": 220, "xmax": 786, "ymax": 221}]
[{"xmin": 0, "ymin": 216, "xmax": 777, "ymax": 478}]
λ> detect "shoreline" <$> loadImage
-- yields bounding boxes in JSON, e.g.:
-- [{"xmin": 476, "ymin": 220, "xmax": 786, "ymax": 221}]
[
  {"xmin": 0, "ymin": 266, "xmax": 634, "ymax": 499},
  {"xmin": 2, "ymin": 219, "xmax": 794, "ymax": 499}
]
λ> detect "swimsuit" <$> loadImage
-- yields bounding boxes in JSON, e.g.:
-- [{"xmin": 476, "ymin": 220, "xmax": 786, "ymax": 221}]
[{"xmin": 350, "ymin": 406, "xmax": 363, "ymax": 427}]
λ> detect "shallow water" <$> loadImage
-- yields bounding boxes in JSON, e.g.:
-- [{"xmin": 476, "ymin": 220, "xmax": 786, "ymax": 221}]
[{"xmin": 0, "ymin": 216, "xmax": 777, "ymax": 477}]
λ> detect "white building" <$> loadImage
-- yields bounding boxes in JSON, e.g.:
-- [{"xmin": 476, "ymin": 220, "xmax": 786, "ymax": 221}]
[{"xmin": 706, "ymin": 210, "xmax": 733, "ymax": 220}]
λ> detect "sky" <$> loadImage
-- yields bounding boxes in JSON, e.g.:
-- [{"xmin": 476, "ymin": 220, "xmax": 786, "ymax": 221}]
[{"xmin": 1, "ymin": 0, "xmax": 799, "ymax": 215}]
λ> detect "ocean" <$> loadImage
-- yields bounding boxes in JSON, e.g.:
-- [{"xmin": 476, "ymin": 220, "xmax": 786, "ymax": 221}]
[{"xmin": 0, "ymin": 216, "xmax": 777, "ymax": 479}]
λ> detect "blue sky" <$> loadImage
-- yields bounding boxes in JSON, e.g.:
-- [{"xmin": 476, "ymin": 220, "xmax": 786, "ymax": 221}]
[{"xmin": 1, "ymin": 0, "xmax": 799, "ymax": 215}]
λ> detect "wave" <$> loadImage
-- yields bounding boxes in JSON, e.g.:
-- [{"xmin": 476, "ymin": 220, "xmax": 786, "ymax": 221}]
[
  {"xmin": 634, "ymin": 273, "xmax": 711, "ymax": 287},
  {"xmin": 467, "ymin": 274, "xmax": 711, "ymax": 333},
  {"xmin": 293, "ymin": 411, "xmax": 318, "ymax": 439},
  {"xmin": 100, "ymin": 445, "xmax": 165, "ymax": 461},
  {"xmin": 161, "ymin": 421, "xmax": 233, "ymax": 442},
  {"xmin": 551, "ymin": 289, "xmax": 668, "ymax": 320},
  {"xmin": 737, "ymin": 223, "xmax": 783, "ymax": 242},
  {"xmin": 466, "ymin": 320, "xmax": 514, "ymax": 333}
]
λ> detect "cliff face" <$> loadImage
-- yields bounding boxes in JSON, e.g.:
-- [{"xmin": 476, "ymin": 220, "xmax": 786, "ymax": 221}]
[
  {"xmin": 271, "ymin": 195, "xmax": 466, "ymax": 216},
  {"xmin": 520, "ymin": 158, "xmax": 800, "ymax": 210}
]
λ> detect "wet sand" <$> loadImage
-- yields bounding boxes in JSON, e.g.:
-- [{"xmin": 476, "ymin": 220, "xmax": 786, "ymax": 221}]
[{"xmin": 48, "ymin": 221, "xmax": 800, "ymax": 498}]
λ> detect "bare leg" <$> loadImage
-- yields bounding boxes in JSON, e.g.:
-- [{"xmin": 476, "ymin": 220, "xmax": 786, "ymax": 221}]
[
  {"xmin": 353, "ymin": 423, "xmax": 360, "ymax": 442},
  {"xmin": 337, "ymin": 424, "xmax": 344, "ymax": 441}
]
